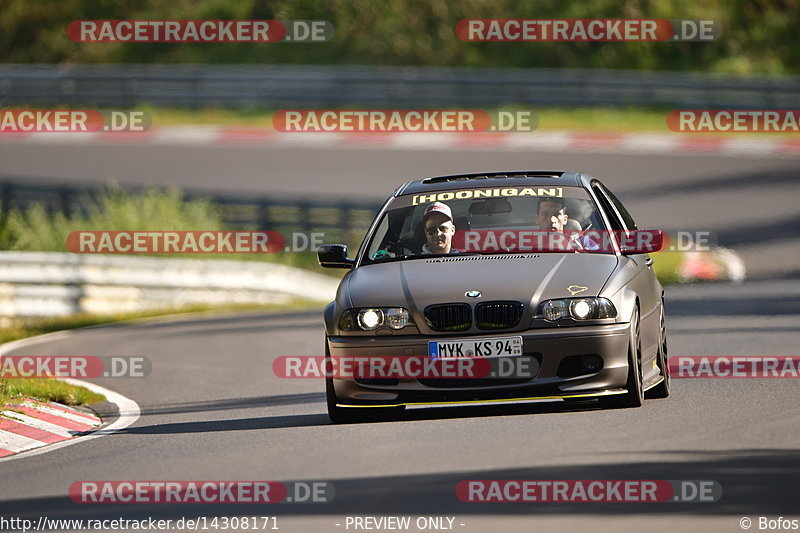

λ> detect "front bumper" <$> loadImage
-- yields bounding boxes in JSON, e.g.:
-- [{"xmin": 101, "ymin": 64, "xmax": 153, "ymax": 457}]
[{"xmin": 328, "ymin": 322, "xmax": 631, "ymax": 407}]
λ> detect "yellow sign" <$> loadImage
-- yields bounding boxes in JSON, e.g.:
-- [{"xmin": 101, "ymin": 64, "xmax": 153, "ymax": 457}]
[{"xmin": 412, "ymin": 187, "xmax": 563, "ymax": 205}]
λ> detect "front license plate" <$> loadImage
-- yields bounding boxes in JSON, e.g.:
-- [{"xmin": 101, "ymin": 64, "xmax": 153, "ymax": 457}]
[{"xmin": 429, "ymin": 336, "xmax": 523, "ymax": 360}]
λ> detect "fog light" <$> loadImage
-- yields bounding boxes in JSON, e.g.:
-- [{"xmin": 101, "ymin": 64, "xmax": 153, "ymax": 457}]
[{"xmin": 581, "ymin": 355, "xmax": 603, "ymax": 373}]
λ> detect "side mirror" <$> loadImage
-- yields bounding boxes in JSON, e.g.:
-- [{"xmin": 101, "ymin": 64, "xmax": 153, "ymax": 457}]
[
  {"xmin": 318, "ymin": 244, "xmax": 355, "ymax": 269},
  {"xmin": 619, "ymin": 230, "xmax": 665, "ymax": 255}
]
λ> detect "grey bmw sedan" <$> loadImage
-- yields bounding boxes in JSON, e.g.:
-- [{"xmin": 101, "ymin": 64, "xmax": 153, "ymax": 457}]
[{"xmin": 318, "ymin": 171, "xmax": 669, "ymax": 423}]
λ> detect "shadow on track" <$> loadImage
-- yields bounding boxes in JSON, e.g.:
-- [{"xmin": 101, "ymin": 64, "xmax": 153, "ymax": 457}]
[
  {"xmin": 136, "ymin": 393, "xmax": 328, "ymax": 416},
  {"xmin": 1, "ymin": 449, "xmax": 798, "ymax": 518},
  {"xmin": 106, "ymin": 398, "xmax": 624, "ymax": 435}
]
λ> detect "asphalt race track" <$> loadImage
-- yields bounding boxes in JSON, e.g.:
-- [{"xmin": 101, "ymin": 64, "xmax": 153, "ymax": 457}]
[{"xmin": 0, "ymin": 143, "xmax": 798, "ymax": 532}]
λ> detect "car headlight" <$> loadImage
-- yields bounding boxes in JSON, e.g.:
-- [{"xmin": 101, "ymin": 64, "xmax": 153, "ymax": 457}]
[
  {"xmin": 539, "ymin": 298, "xmax": 616, "ymax": 321},
  {"xmin": 359, "ymin": 309, "xmax": 383, "ymax": 329},
  {"xmin": 339, "ymin": 307, "xmax": 413, "ymax": 331}
]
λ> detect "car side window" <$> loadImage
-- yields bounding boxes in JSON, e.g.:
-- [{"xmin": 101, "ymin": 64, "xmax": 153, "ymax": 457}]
[
  {"xmin": 603, "ymin": 186, "xmax": 637, "ymax": 230},
  {"xmin": 366, "ymin": 214, "xmax": 392, "ymax": 259},
  {"xmin": 592, "ymin": 185, "xmax": 624, "ymax": 231}
]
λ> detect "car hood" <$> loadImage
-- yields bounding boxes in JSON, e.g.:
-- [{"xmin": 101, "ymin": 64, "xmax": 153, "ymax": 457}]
[{"xmin": 344, "ymin": 253, "xmax": 619, "ymax": 312}]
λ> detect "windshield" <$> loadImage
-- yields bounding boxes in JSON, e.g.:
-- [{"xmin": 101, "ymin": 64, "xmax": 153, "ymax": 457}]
[{"xmin": 362, "ymin": 186, "xmax": 609, "ymax": 263}]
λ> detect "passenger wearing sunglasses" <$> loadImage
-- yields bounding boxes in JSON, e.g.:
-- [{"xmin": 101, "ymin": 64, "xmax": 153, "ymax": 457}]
[{"xmin": 421, "ymin": 202, "xmax": 459, "ymax": 255}]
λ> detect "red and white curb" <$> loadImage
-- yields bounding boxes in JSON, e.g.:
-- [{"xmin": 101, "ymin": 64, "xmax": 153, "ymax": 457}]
[
  {"xmin": 0, "ymin": 332, "xmax": 141, "ymax": 462},
  {"xmin": 0, "ymin": 400, "xmax": 101, "ymax": 457},
  {"xmin": 1, "ymin": 127, "xmax": 798, "ymax": 158}
]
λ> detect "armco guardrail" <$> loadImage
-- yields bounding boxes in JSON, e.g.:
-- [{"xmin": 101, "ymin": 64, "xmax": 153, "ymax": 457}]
[
  {"xmin": 1, "ymin": 64, "xmax": 798, "ymax": 109},
  {"xmin": 0, "ymin": 251, "xmax": 339, "ymax": 317},
  {"xmin": 0, "ymin": 178, "xmax": 383, "ymax": 248}
]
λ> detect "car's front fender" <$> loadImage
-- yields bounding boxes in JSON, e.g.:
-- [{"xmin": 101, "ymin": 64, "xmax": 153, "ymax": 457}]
[{"xmin": 323, "ymin": 301, "xmax": 338, "ymax": 336}]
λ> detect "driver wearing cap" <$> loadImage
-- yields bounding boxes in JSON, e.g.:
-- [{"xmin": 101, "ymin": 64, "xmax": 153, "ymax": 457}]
[{"xmin": 422, "ymin": 201, "xmax": 459, "ymax": 254}]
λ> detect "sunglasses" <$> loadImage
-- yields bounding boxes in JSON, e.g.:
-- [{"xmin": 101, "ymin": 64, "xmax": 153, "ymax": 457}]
[{"xmin": 425, "ymin": 225, "xmax": 451, "ymax": 235}]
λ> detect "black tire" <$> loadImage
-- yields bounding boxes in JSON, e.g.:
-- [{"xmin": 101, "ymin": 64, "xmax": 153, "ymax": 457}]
[
  {"xmin": 646, "ymin": 303, "xmax": 670, "ymax": 399},
  {"xmin": 324, "ymin": 337, "xmax": 404, "ymax": 424},
  {"xmin": 602, "ymin": 306, "xmax": 644, "ymax": 409}
]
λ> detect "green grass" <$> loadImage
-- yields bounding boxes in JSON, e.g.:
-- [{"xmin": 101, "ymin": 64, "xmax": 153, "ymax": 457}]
[
  {"xmin": 141, "ymin": 105, "xmax": 799, "ymax": 136},
  {"xmin": 143, "ymin": 105, "xmax": 278, "ymax": 127},
  {"xmin": 535, "ymin": 107, "xmax": 669, "ymax": 133},
  {"xmin": 0, "ymin": 183, "xmax": 347, "ymax": 277},
  {"xmin": 0, "ymin": 183, "xmax": 225, "ymax": 252},
  {"xmin": 145, "ymin": 105, "xmax": 674, "ymax": 133},
  {"xmin": 0, "ymin": 104, "xmax": 743, "ymax": 134},
  {"xmin": 0, "ymin": 379, "xmax": 106, "ymax": 408},
  {"xmin": 652, "ymin": 251, "xmax": 684, "ymax": 286}
]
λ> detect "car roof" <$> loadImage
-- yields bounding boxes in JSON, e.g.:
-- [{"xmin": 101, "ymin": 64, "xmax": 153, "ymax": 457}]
[{"xmin": 394, "ymin": 171, "xmax": 591, "ymax": 196}]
